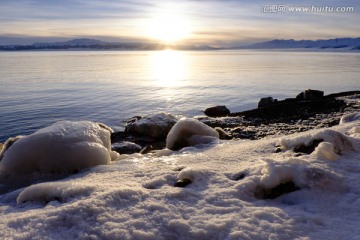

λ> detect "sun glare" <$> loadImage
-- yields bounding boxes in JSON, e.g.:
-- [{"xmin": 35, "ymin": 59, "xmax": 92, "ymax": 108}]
[
  {"xmin": 149, "ymin": 50, "xmax": 187, "ymax": 87},
  {"xmin": 145, "ymin": 6, "xmax": 191, "ymax": 44}
]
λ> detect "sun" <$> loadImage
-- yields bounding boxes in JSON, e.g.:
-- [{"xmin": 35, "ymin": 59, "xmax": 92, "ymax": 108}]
[{"xmin": 145, "ymin": 7, "xmax": 191, "ymax": 44}]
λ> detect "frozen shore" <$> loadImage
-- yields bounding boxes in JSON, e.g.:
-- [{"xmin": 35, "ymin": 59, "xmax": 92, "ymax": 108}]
[{"xmin": 0, "ymin": 91, "xmax": 359, "ymax": 239}]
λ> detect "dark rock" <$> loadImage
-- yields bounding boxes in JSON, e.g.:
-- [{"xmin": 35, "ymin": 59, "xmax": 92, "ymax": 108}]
[
  {"xmin": 296, "ymin": 89, "xmax": 324, "ymax": 101},
  {"xmin": 111, "ymin": 141, "xmax": 142, "ymax": 154},
  {"xmin": 204, "ymin": 106, "xmax": 230, "ymax": 117},
  {"xmin": 125, "ymin": 113, "xmax": 178, "ymax": 141},
  {"xmin": 293, "ymin": 139, "xmax": 324, "ymax": 154},
  {"xmin": 258, "ymin": 97, "xmax": 278, "ymax": 108},
  {"xmin": 140, "ymin": 145, "xmax": 153, "ymax": 154},
  {"xmin": 255, "ymin": 181, "xmax": 300, "ymax": 199},
  {"xmin": 229, "ymin": 97, "xmax": 346, "ymax": 123},
  {"xmin": 230, "ymin": 172, "xmax": 247, "ymax": 181},
  {"xmin": 174, "ymin": 178, "xmax": 192, "ymax": 188},
  {"xmin": 275, "ymin": 147, "xmax": 282, "ymax": 153}
]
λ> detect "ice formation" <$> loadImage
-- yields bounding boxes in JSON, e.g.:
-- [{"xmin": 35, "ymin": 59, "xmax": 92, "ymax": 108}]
[
  {"xmin": 0, "ymin": 121, "xmax": 118, "ymax": 176},
  {"xmin": 17, "ymin": 182, "xmax": 94, "ymax": 204},
  {"xmin": 278, "ymin": 128, "xmax": 353, "ymax": 160},
  {"xmin": 166, "ymin": 118, "xmax": 219, "ymax": 150},
  {"xmin": 339, "ymin": 112, "xmax": 360, "ymax": 124},
  {"xmin": 0, "ymin": 121, "xmax": 360, "ymax": 239}
]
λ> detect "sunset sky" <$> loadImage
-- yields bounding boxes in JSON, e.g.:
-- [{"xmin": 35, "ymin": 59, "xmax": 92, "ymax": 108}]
[{"xmin": 0, "ymin": 0, "xmax": 359, "ymax": 46}]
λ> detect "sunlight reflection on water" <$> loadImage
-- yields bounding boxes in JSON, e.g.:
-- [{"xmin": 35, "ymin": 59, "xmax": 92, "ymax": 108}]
[{"xmin": 0, "ymin": 50, "xmax": 359, "ymax": 141}]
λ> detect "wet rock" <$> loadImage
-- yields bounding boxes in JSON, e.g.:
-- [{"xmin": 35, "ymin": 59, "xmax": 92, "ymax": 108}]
[
  {"xmin": 258, "ymin": 97, "xmax": 278, "ymax": 108},
  {"xmin": 296, "ymin": 89, "xmax": 324, "ymax": 101},
  {"xmin": 174, "ymin": 178, "xmax": 192, "ymax": 188},
  {"xmin": 111, "ymin": 141, "xmax": 142, "ymax": 154},
  {"xmin": 204, "ymin": 105, "xmax": 230, "ymax": 117},
  {"xmin": 293, "ymin": 139, "xmax": 324, "ymax": 154},
  {"xmin": 125, "ymin": 113, "xmax": 178, "ymax": 141}
]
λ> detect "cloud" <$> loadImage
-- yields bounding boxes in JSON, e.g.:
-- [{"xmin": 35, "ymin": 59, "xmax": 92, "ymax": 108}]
[{"xmin": 0, "ymin": 0, "xmax": 359, "ymax": 45}]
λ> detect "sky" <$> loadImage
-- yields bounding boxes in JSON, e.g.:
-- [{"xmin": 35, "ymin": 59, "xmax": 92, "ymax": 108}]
[{"xmin": 0, "ymin": 0, "xmax": 359, "ymax": 46}]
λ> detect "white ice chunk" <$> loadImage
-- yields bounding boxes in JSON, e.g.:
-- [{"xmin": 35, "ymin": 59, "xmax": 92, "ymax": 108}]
[
  {"xmin": 17, "ymin": 182, "xmax": 93, "ymax": 204},
  {"xmin": 340, "ymin": 112, "xmax": 360, "ymax": 124},
  {"xmin": 349, "ymin": 126, "xmax": 360, "ymax": 138},
  {"xmin": 279, "ymin": 129, "xmax": 353, "ymax": 156},
  {"xmin": 166, "ymin": 118, "xmax": 219, "ymax": 150},
  {"xmin": 313, "ymin": 142, "xmax": 339, "ymax": 160},
  {"xmin": 0, "ymin": 121, "xmax": 119, "ymax": 176}
]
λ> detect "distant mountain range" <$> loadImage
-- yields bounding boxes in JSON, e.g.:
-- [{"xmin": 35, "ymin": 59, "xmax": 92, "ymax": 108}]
[
  {"xmin": 234, "ymin": 37, "xmax": 360, "ymax": 50},
  {"xmin": 1, "ymin": 37, "xmax": 360, "ymax": 51},
  {"xmin": 0, "ymin": 38, "xmax": 218, "ymax": 51}
]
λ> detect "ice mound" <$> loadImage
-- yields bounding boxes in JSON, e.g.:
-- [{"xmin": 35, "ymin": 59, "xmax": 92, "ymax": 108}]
[
  {"xmin": 278, "ymin": 129, "xmax": 353, "ymax": 160},
  {"xmin": 349, "ymin": 126, "xmax": 360, "ymax": 138},
  {"xmin": 260, "ymin": 158, "xmax": 345, "ymax": 191},
  {"xmin": 166, "ymin": 118, "xmax": 219, "ymax": 150},
  {"xmin": 340, "ymin": 112, "xmax": 360, "ymax": 124},
  {"xmin": 0, "ymin": 121, "xmax": 119, "ymax": 176},
  {"xmin": 17, "ymin": 182, "xmax": 94, "ymax": 204}
]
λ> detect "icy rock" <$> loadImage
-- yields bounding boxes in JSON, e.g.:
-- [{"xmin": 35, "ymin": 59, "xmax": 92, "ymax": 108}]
[
  {"xmin": 0, "ymin": 121, "xmax": 118, "ymax": 175},
  {"xmin": 204, "ymin": 105, "xmax": 230, "ymax": 117},
  {"xmin": 111, "ymin": 141, "xmax": 142, "ymax": 154},
  {"xmin": 17, "ymin": 182, "xmax": 93, "ymax": 204},
  {"xmin": 279, "ymin": 129, "xmax": 353, "ymax": 158},
  {"xmin": 125, "ymin": 113, "xmax": 179, "ymax": 141},
  {"xmin": 0, "ymin": 136, "xmax": 23, "ymax": 161},
  {"xmin": 166, "ymin": 118, "xmax": 219, "ymax": 150},
  {"xmin": 339, "ymin": 112, "xmax": 360, "ymax": 124}
]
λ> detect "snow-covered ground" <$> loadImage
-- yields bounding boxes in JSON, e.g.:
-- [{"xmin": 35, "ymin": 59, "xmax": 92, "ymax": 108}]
[{"xmin": 0, "ymin": 119, "xmax": 359, "ymax": 239}]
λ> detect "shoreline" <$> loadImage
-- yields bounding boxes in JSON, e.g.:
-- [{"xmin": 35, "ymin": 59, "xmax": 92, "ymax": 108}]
[
  {"xmin": 1, "ymin": 90, "xmax": 359, "ymax": 155},
  {"xmin": 110, "ymin": 90, "xmax": 360, "ymax": 154}
]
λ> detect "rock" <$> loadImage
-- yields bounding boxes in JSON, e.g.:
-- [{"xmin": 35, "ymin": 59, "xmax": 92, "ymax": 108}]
[
  {"xmin": 296, "ymin": 89, "xmax": 324, "ymax": 101},
  {"xmin": 293, "ymin": 139, "xmax": 324, "ymax": 154},
  {"xmin": 214, "ymin": 127, "xmax": 232, "ymax": 140},
  {"xmin": 255, "ymin": 181, "xmax": 300, "ymax": 199},
  {"xmin": 204, "ymin": 106, "xmax": 230, "ymax": 117},
  {"xmin": 111, "ymin": 141, "xmax": 142, "ymax": 154},
  {"xmin": 125, "ymin": 113, "xmax": 178, "ymax": 141},
  {"xmin": 174, "ymin": 178, "xmax": 192, "ymax": 188},
  {"xmin": 275, "ymin": 147, "xmax": 282, "ymax": 153},
  {"xmin": 258, "ymin": 97, "xmax": 278, "ymax": 108},
  {"xmin": 140, "ymin": 145, "xmax": 153, "ymax": 154}
]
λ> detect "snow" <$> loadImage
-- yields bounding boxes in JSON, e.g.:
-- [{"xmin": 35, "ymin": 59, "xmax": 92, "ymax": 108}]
[
  {"xmin": 0, "ymin": 121, "xmax": 118, "ymax": 193},
  {"xmin": 166, "ymin": 118, "xmax": 219, "ymax": 150},
  {"xmin": 340, "ymin": 112, "xmax": 360, "ymax": 124},
  {"xmin": 0, "ymin": 120, "xmax": 360, "ymax": 239}
]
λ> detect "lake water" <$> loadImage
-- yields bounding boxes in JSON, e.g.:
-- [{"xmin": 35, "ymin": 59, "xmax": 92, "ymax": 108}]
[{"xmin": 0, "ymin": 50, "xmax": 359, "ymax": 142}]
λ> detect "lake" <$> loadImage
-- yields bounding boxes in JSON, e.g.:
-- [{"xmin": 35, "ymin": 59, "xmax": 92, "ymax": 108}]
[{"xmin": 0, "ymin": 50, "xmax": 359, "ymax": 142}]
